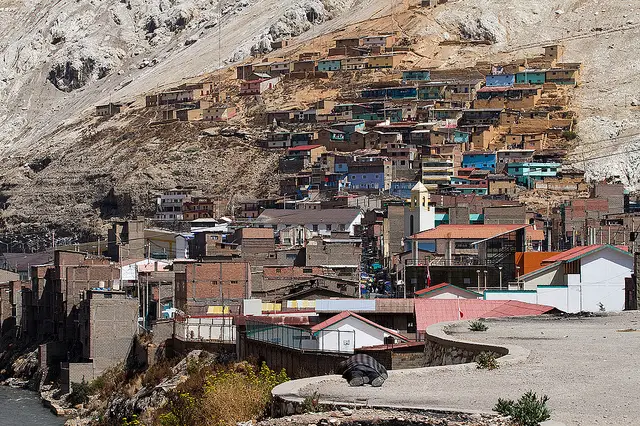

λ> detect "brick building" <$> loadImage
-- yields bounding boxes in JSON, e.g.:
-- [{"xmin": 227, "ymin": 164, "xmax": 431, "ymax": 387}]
[{"xmin": 173, "ymin": 260, "xmax": 251, "ymax": 314}]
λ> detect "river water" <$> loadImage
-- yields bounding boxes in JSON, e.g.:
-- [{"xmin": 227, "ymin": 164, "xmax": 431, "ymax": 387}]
[{"xmin": 0, "ymin": 386, "xmax": 64, "ymax": 426}]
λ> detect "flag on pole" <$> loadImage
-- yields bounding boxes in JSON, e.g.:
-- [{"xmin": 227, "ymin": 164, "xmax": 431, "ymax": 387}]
[
  {"xmin": 457, "ymin": 297, "xmax": 464, "ymax": 320},
  {"xmin": 426, "ymin": 260, "xmax": 431, "ymax": 287}
]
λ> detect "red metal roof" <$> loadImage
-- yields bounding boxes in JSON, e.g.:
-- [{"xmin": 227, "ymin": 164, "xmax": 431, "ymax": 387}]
[
  {"xmin": 411, "ymin": 224, "xmax": 528, "ymax": 240},
  {"xmin": 414, "ymin": 283, "xmax": 481, "ymax": 297},
  {"xmin": 288, "ymin": 144, "xmax": 322, "ymax": 151},
  {"xmin": 541, "ymin": 244, "xmax": 629, "ymax": 264},
  {"xmin": 414, "ymin": 299, "xmax": 555, "ymax": 331},
  {"xmin": 311, "ymin": 311, "xmax": 408, "ymax": 341}
]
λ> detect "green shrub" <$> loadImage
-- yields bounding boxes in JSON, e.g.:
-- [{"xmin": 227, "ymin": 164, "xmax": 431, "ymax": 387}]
[
  {"xmin": 562, "ymin": 130, "xmax": 577, "ymax": 140},
  {"xmin": 301, "ymin": 391, "xmax": 321, "ymax": 413},
  {"xmin": 67, "ymin": 380, "xmax": 90, "ymax": 406},
  {"xmin": 494, "ymin": 391, "xmax": 551, "ymax": 426},
  {"xmin": 469, "ymin": 320, "xmax": 489, "ymax": 331},
  {"xmin": 476, "ymin": 351, "xmax": 499, "ymax": 370},
  {"xmin": 121, "ymin": 414, "xmax": 142, "ymax": 426},
  {"xmin": 156, "ymin": 362, "xmax": 289, "ymax": 426}
]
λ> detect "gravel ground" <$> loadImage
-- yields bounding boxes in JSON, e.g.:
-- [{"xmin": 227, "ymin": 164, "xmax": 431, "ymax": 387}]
[
  {"xmin": 259, "ymin": 408, "xmax": 510, "ymax": 426},
  {"xmin": 300, "ymin": 312, "xmax": 640, "ymax": 426}
]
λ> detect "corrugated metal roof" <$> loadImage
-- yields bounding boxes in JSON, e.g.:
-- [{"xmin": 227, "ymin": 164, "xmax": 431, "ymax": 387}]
[
  {"xmin": 315, "ymin": 299, "xmax": 376, "ymax": 312},
  {"xmin": 541, "ymin": 244, "xmax": 629, "ymax": 264},
  {"xmin": 414, "ymin": 299, "xmax": 554, "ymax": 331},
  {"xmin": 311, "ymin": 311, "xmax": 408, "ymax": 341},
  {"xmin": 411, "ymin": 224, "xmax": 528, "ymax": 240}
]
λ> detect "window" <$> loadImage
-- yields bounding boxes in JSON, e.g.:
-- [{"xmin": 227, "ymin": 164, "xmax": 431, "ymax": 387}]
[
  {"xmin": 313, "ymin": 224, "xmax": 319, "ymax": 232},
  {"xmin": 455, "ymin": 242, "xmax": 473, "ymax": 249},
  {"xmin": 286, "ymin": 253, "xmax": 297, "ymax": 260},
  {"xmin": 327, "ymin": 224, "xmax": 332, "ymax": 231},
  {"xmin": 303, "ymin": 268, "xmax": 313, "ymax": 273},
  {"xmin": 275, "ymin": 268, "xmax": 282, "ymax": 273},
  {"xmin": 339, "ymin": 224, "xmax": 346, "ymax": 231},
  {"xmin": 230, "ymin": 280, "xmax": 239, "ymax": 284}
]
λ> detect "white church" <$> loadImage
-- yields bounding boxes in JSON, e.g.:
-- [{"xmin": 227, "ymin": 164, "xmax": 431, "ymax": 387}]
[{"xmin": 403, "ymin": 181, "xmax": 436, "ymax": 240}]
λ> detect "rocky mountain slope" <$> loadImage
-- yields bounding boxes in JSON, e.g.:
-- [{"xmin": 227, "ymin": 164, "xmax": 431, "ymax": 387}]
[{"xmin": 0, "ymin": 0, "xmax": 639, "ymax": 242}]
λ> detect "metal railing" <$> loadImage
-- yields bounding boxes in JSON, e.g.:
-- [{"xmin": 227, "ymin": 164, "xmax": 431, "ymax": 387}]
[{"xmin": 405, "ymin": 257, "xmax": 488, "ymax": 267}]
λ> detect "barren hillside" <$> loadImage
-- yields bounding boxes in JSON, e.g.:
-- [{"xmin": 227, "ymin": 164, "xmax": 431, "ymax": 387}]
[{"xmin": 0, "ymin": 0, "xmax": 639, "ymax": 242}]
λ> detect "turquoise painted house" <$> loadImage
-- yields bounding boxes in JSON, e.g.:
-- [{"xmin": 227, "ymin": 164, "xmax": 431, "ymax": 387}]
[
  {"xmin": 454, "ymin": 130, "xmax": 470, "ymax": 144},
  {"xmin": 506, "ymin": 162, "xmax": 560, "ymax": 188},
  {"xmin": 317, "ymin": 59, "xmax": 342, "ymax": 72},
  {"xmin": 403, "ymin": 70, "xmax": 431, "ymax": 81},
  {"xmin": 516, "ymin": 71, "xmax": 546, "ymax": 85}
]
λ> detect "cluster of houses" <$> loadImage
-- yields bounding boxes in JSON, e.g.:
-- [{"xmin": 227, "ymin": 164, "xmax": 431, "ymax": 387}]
[
  {"xmin": 236, "ymin": 32, "xmax": 409, "ymax": 96},
  {"xmin": 48, "ymin": 32, "xmax": 640, "ymax": 385},
  {"xmin": 264, "ymin": 44, "xmax": 581, "ymax": 201}
]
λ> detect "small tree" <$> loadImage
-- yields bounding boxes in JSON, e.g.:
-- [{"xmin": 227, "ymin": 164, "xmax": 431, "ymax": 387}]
[
  {"xmin": 67, "ymin": 380, "xmax": 90, "ymax": 406},
  {"xmin": 494, "ymin": 391, "xmax": 551, "ymax": 426}
]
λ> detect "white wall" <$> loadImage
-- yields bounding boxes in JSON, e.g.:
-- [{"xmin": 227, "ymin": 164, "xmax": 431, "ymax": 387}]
[
  {"xmin": 318, "ymin": 316, "xmax": 391, "ymax": 352},
  {"xmin": 425, "ymin": 290, "xmax": 481, "ymax": 299},
  {"xmin": 578, "ymin": 249, "xmax": 631, "ymax": 312},
  {"xmin": 485, "ymin": 291, "xmax": 538, "ymax": 304},
  {"xmin": 522, "ymin": 266, "xmax": 563, "ymax": 290}
]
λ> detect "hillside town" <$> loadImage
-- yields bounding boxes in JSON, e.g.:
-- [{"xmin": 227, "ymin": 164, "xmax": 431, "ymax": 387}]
[{"xmin": 2, "ymin": 15, "xmax": 640, "ymax": 425}]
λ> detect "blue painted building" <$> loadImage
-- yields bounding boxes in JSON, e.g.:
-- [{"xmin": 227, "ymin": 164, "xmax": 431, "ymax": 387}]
[
  {"xmin": 403, "ymin": 70, "xmax": 431, "ymax": 81},
  {"xmin": 361, "ymin": 87, "xmax": 417, "ymax": 100},
  {"xmin": 506, "ymin": 162, "xmax": 560, "ymax": 188},
  {"xmin": 317, "ymin": 59, "xmax": 342, "ymax": 72},
  {"xmin": 485, "ymin": 74, "xmax": 515, "ymax": 87},
  {"xmin": 462, "ymin": 151, "xmax": 497, "ymax": 172},
  {"xmin": 515, "ymin": 71, "xmax": 546, "ymax": 85}
]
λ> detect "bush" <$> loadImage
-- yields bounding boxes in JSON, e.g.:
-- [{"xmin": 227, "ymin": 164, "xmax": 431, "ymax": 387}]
[
  {"xmin": 301, "ymin": 391, "xmax": 321, "ymax": 413},
  {"xmin": 67, "ymin": 380, "xmax": 91, "ymax": 406},
  {"xmin": 469, "ymin": 320, "xmax": 489, "ymax": 331},
  {"xmin": 90, "ymin": 363, "xmax": 127, "ymax": 400},
  {"xmin": 494, "ymin": 391, "xmax": 551, "ymax": 426},
  {"xmin": 476, "ymin": 351, "xmax": 499, "ymax": 370},
  {"xmin": 142, "ymin": 359, "xmax": 175, "ymax": 388},
  {"xmin": 562, "ymin": 130, "xmax": 577, "ymax": 140},
  {"xmin": 157, "ymin": 362, "xmax": 289, "ymax": 426}
]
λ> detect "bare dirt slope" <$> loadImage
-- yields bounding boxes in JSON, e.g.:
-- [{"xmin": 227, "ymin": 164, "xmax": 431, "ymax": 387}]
[{"xmin": 0, "ymin": 0, "xmax": 639, "ymax": 240}]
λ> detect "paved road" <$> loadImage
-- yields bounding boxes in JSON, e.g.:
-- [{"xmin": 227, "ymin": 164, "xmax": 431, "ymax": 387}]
[{"xmin": 300, "ymin": 312, "xmax": 640, "ymax": 426}]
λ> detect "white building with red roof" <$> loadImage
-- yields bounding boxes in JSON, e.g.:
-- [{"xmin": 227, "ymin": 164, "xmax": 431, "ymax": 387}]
[
  {"xmin": 485, "ymin": 244, "xmax": 633, "ymax": 312},
  {"xmin": 311, "ymin": 311, "xmax": 408, "ymax": 353}
]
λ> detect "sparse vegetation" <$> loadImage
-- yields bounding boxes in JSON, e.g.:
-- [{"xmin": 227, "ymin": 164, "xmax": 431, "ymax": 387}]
[
  {"xmin": 301, "ymin": 391, "xmax": 321, "ymax": 413},
  {"xmin": 67, "ymin": 380, "xmax": 91, "ymax": 406},
  {"xmin": 494, "ymin": 391, "xmax": 551, "ymax": 426},
  {"xmin": 90, "ymin": 363, "xmax": 127, "ymax": 400},
  {"xmin": 142, "ymin": 358, "xmax": 176, "ymax": 388},
  {"xmin": 155, "ymin": 361, "xmax": 289, "ymax": 426},
  {"xmin": 469, "ymin": 320, "xmax": 489, "ymax": 332},
  {"xmin": 476, "ymin": 351, "xmax": 499, "ymax": 370},
  {"xmin": 562, "ymin": 130, "xmax": 577, "ymax": 140}
]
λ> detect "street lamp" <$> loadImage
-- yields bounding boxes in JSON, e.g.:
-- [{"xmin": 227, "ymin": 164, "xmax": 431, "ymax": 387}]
[
  {"xmin": 516, "ymin": 266, "xmax": 521, "ymax": 289},
  {"xmin": 476, "ymin": 269, "xmax": 481, "ymax": 290},
  {"xmin": 498, "ymin": 266, "xmax": 503, "ymax": 290},
  {"xmin": 483, "ymin": 270, "xmax": 488, "ymax": 291}
]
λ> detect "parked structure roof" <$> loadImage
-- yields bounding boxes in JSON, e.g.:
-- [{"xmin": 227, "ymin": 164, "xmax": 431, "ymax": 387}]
[
  {"xmin": 410, "ymin": 224, "xmax": 528, "ymax": 240},
  {"xmin": 311, "ymin": 311, "xmax": 408, "ymax": 341},
  {"xmin": 414, "ymin": 299, "xmax": 555, "ymax": 330},
  {"xmin": 541, "ymin": 244, "xmax": 629, "ymax": 264},
  {"xmin": 256, "ymin": 209, "xmax": 362, "ymax": 226}
]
